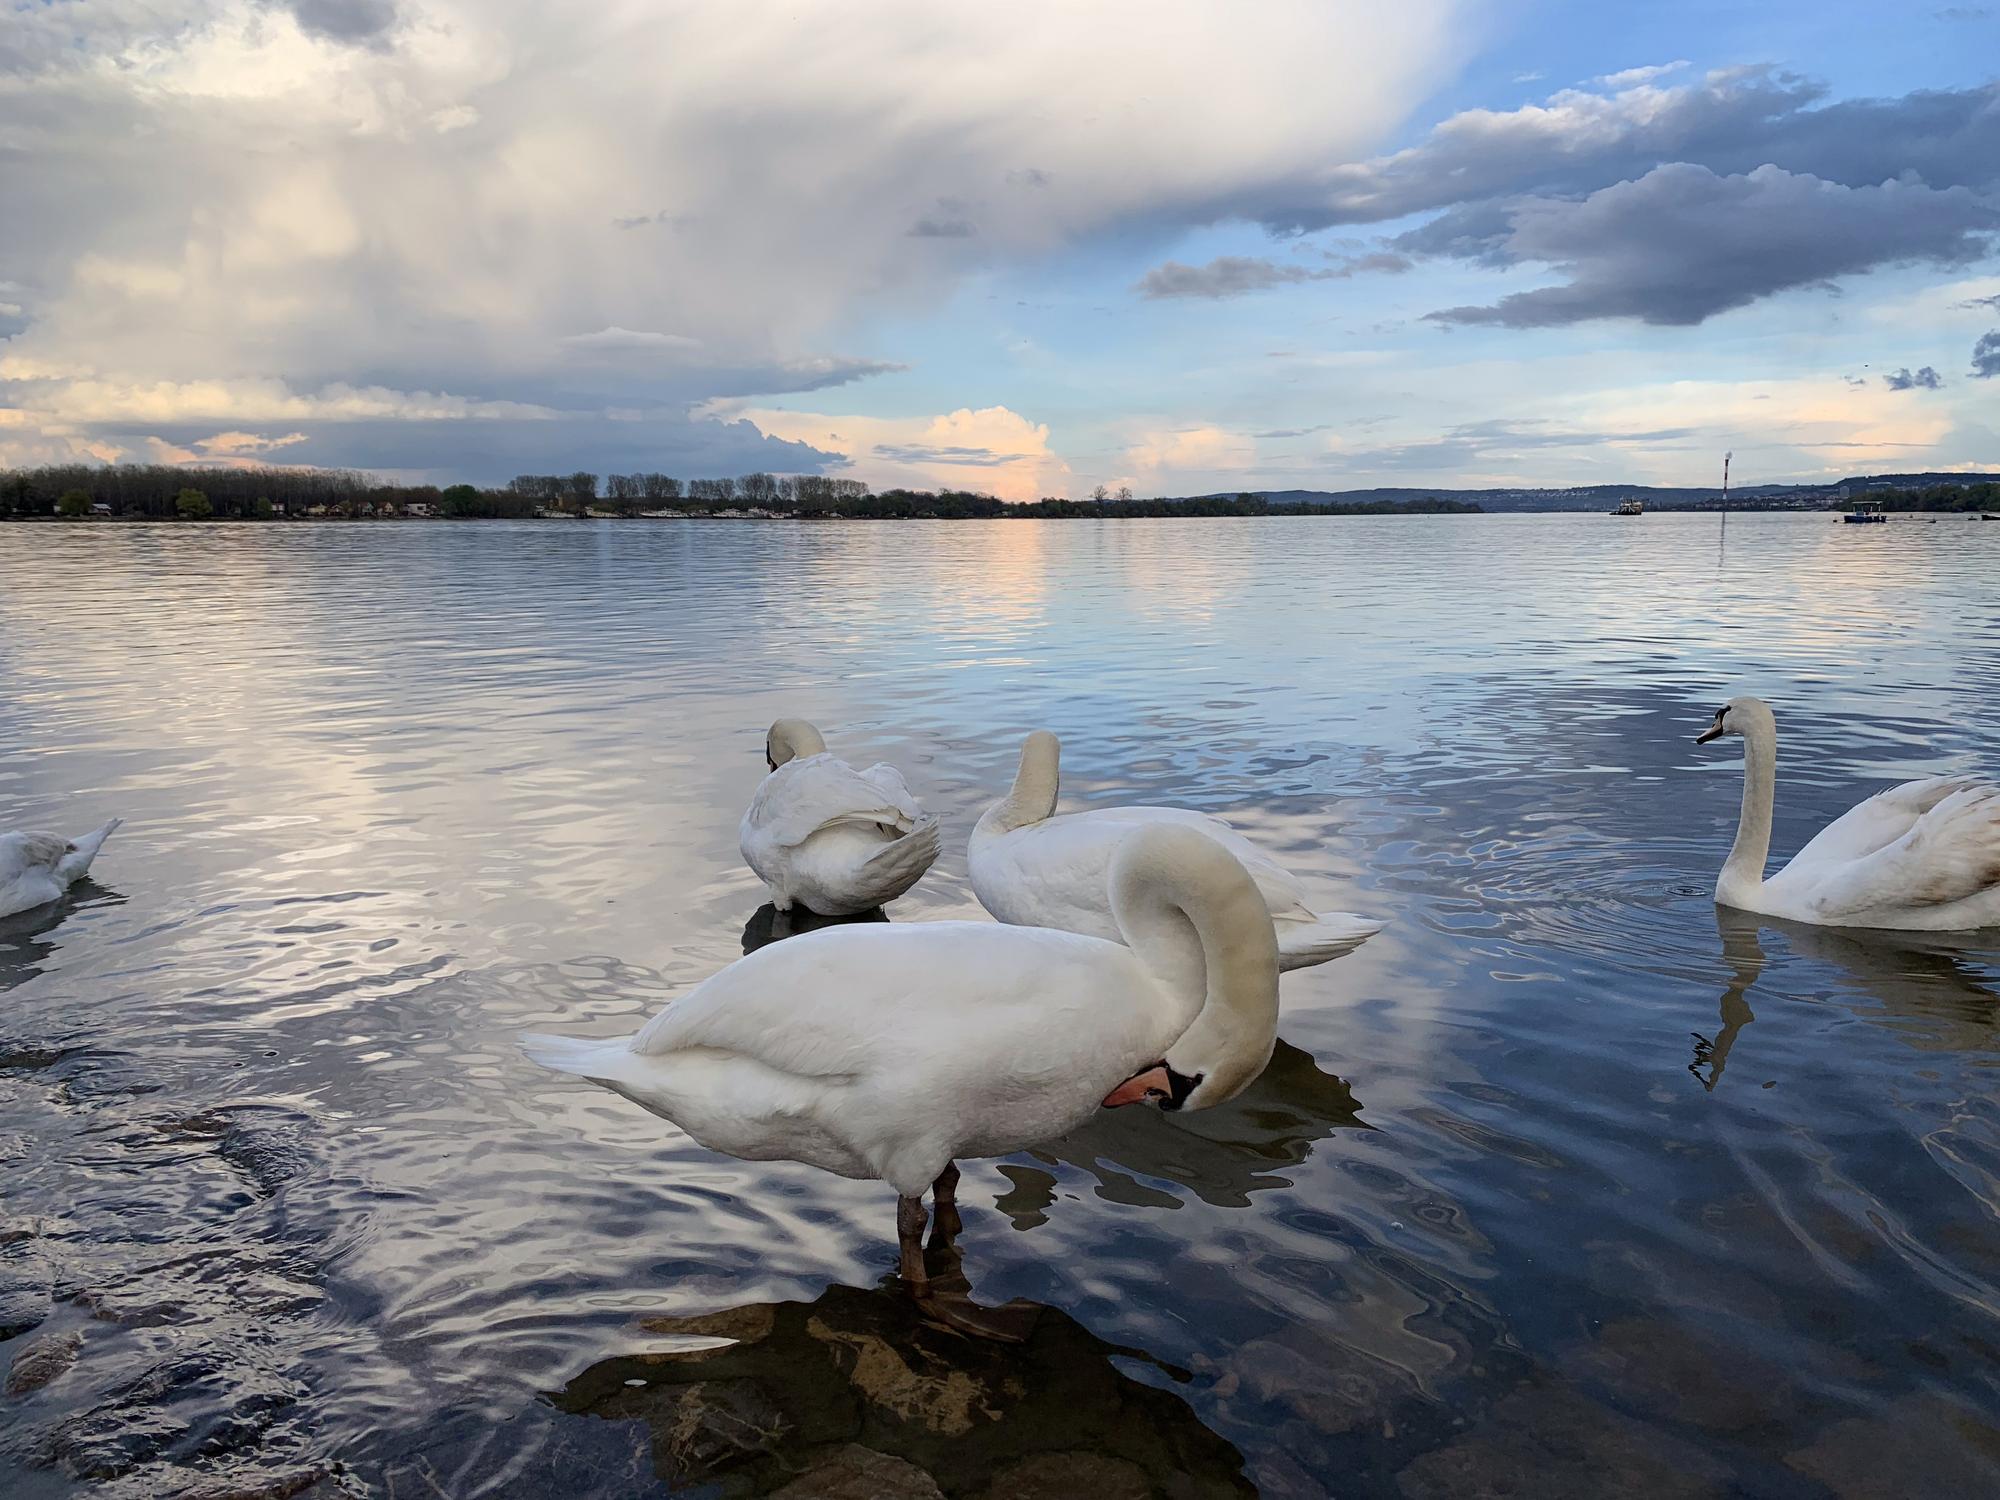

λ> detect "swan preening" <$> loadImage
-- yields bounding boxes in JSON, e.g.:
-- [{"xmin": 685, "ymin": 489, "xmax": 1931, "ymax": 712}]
[
  {"xmin": 969, "ymin": 731, "xmax": 1382, "ymax": 970},
  {"xmin": 526, "ymin": 820, "xmax": 1279, "ymax": 1335},
  {"xmin": 739, "ymin": 718, "xmax": 941, "ymax": 916},
  {"xmin": 0, "ymin": 819, "xmax": 121, "ymax": 919},
  {"xmin": 1698, "ymin": 697, "xmax": 2000, "ymax": 930}
]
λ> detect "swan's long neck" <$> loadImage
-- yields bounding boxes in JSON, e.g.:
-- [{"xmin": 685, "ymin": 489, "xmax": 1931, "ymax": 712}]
[
  {"xmin": 976, "ymin": 731, "xmax": 1060, "ymax": 837},
  {"xmin": 1721, "ymin": 716, "xmax": 1777, "ymax": 899},
  {"xmin": 1110, "ymin": 827, "xmax": 1279, "ymax": 1108}
]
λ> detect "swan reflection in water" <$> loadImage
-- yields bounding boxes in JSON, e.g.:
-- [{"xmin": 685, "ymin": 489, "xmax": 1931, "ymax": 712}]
[
  {"xmin": 740, "ymin": 901, "xmax": 887, "ymax": 954},
  {"xmin": 0, "ymin": 880, "xmax": 123, "ymax": 993},
  {"xmin": 742, "ymin": 903, "xmax": 1367, "ymax": 1227},
  {"xmin": 554, "ymin": 1211, "xmax": 1254, "ymax": 1498},
  {"xmin": 1693, "ymin": 907, "xmax": 2000, "ymax": 1090}
]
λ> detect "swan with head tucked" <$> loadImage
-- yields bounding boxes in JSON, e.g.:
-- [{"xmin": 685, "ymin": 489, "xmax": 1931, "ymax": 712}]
[
  {"xmin": 524, "ymin": 821, "xmax": 1280, "ymax": 1336},
  {"xmin": 0, "ymin": 820, "xmax": 121, "ymax": 919},
  {"xmin": 968, "ymin": 731, "xmax": 1382, "ymax": 972},
  {"xmin": 1696, "ymin": 697, "xmax": 2000, "ymax": 930},
  {"xmin": 740, "ymin": 718, "xmax": 940, "ymax": 917}
]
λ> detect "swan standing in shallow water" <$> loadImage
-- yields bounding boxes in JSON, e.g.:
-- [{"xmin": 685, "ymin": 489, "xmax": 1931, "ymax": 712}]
[
  {"xmin": 525, "ymin": 822, "xmax": 1279, "ymax": 1337},
  {"xmin": 739, "ymin": 719, "xmax": 940, "ymax": 917},
  {"xmin": 0, "ymin": 820, "xmax": 121, "ymax": 919},
  {"xmin": 968, "ymin": 731, "xmax": 1381, "ymax": 971},
  {"xmin": 1697, "ymin": 697, "xmax": 2000, "ymax": 930}
]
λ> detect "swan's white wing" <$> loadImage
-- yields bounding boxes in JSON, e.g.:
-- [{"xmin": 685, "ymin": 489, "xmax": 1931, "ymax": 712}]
[
  {"xmin": 0, "ymin": 831, "xmax": 71, "ymax": 883},
  {"xmin": 627, "ymin": 921, "xmax": 1151, "ymax": 1074},
  {"xmin": 977, "ymin": 806, "xmax": 1318, "ymax": 930},
  {"xmin": 745, "ymin": 754, "xmax": 923, "ymax": 849},
  {"xmin": 1794, "ymin": 783, "xmax": 2000, "ymax": 917},
  {"xmin": 1073, "ymin": 806, "xmax": 1314, "ymax": 916},
  {"xmin": 1788, "ymin": 775, "xmax": 1983, "ymax": 870},
  {"xmin": 856, "ymin": 761, "xmax": 922, "ymax": 814}
]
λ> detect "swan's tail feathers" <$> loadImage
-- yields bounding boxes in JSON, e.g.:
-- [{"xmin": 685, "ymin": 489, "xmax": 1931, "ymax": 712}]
[
  {"xmin": 856, "ymin": 815, "xmax": 942, "ymax": 906},
  {"xmin": 56, "ymin": 818, "xmax": 122, "ymax": 882},
  {"xmin": 1275, "ymin": 910, "xmax": 1385, "ymax": 972},
  {"xmin": 521, "ymin": 1032, "xmax": 630, "ymax": 1083}
]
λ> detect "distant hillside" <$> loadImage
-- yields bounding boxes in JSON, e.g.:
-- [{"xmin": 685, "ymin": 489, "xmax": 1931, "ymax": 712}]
[{"xmin": 1187, "ymin": 473, "xmax": 2000, "ymax": 514}]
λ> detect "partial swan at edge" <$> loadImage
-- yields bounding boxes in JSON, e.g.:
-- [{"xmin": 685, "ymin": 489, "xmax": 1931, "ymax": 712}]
[{"xmin": 0, "ymin": 819, "xmax": 121, "ymax": 920}]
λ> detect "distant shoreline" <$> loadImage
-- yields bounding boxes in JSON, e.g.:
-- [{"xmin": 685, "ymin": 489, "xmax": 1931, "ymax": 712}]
[{"xmin": 5, "ymin": 462, "xmax": 1995, "ymax": 522}]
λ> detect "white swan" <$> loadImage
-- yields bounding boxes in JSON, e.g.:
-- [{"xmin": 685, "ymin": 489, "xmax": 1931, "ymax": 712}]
[
  {"xmin": 1697, "ymin": 697, "xmax": 2000, "ymax": 930},
  {"xmin": 525, "ymin": 822, "xmax": 1279, "ymax": 1334},
  {"xmin": 0, "ymin": 820, "xmax": 121, "ymax": 919},
  {"xmin": 968, "ymin": 732, "xmax": 1381, "ymax": 971},
  {"xmin": 739, "ymin": 719, "xmax": 941, "ymax": 916}
]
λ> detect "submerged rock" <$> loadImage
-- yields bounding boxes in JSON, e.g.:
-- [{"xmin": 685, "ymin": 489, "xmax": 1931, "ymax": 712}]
[
  {"xmin": 0, "ymin": 1245, "xmax": 54, "ymax": 1340},
  {"xmin": 769, "ymin": 1443, "xmax": 945, "ymax": 1499},
  {"xmin": 1395, "ymin": 1383, "xmax": 1727, "ymax": 1500},
  {"xmin": 1785, "ymin": 1395, "xmax": 2000, "ymax": 1499},
  {"xmin": 5, "ymin": 1326, "xmax": 83, "ymax": 1394},
  {"xmin": 558, "ymin": 1281, "xmax": 1254, "ymax": 1496}
]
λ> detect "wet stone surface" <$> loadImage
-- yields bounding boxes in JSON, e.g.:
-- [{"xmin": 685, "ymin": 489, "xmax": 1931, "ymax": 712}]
[{"xmin": 556, "ymin": 1282, "xmax": 1257, "ymax": 1497}]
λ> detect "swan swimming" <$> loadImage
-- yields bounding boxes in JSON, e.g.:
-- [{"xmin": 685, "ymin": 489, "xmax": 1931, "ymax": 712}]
[
  {"xmin": 739, "ymin": 718, "xmax": 941, "ymax": 917},
  {"xmin": 1697, "ymin": 697, "xmax": 2000, "ymax": 930},
  {"xmin": 0, "ymin": 820, "xmax": 122, "ymax": 919},
  {"xmin": 524, "ymin": 821, "xmax": 1280, "ymax": 1336},
  {"xmin": 968, "ymin": 731, "xmax": 1381, "ymax": 971}
]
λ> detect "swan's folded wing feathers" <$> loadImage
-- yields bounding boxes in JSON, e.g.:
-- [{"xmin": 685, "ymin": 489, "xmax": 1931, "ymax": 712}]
[
  {"xmin": 1791, "ymin": 775, "xmax": 1982, "ymax": 869},
  {"xmin": 1805, "ymin": 783, "xmax": 2000, "ymax": 916},
  {"xmin": 750, "ymin": 757, "xmax": 923, "ymax": 847},
  {"xmin": 0, "ymin": 832, "xmax": 70, "ymax": 882},
  {"xmin": 857, "ymin": 762, "xmax": 924, "ymax": 820}
]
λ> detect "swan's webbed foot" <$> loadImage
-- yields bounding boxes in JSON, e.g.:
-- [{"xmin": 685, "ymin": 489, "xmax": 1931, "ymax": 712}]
[
  {"xmin": 895, "ymin": 1182, "xmax": 1036, "ymax": 1345},
  {"xmin": 913, "ymin": 1284, "xmax": 1038, "ymax": 1344}
]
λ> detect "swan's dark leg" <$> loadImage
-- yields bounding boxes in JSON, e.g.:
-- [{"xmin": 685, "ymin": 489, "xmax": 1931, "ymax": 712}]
[
  {"xmin": 898, "ymin": 1177, "xmax": 1035, "ymax": 1345},
  {"xmin": 930, "ymin": 1161, "xmax": 962, "ymax": 1241},
  {"xmin": 896, "ymin": 1194, "xmax": 929, "ymax": 1288}
]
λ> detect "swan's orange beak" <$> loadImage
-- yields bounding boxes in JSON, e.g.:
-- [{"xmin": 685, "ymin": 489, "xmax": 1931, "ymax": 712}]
[{"xmin": 1102, "ymin": 1064, "xmax": 1172, "ymax": 1108}]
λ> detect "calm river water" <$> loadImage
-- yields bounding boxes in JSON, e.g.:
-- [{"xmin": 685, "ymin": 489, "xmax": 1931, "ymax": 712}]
[{"xmin": 3, "ymin": 514, "xmax": 1998, "ymax": 1498}]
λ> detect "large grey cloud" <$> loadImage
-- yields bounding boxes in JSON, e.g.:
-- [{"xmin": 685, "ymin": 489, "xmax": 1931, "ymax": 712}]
[
  {"xmin": 1268, "ymin": 71, "xmax": 2000, "ymax": 231},
  {"xmin": 1222, "ymin": 69, "xmax": 2000, "ymax": 329},
  {"xmin": 1974, "ymin": 332, "xmax": 2000, "ymax": 378},
  {"xmin": 0, "ymin": 0, "xmax": 1464, "ymax": 478},
  {"xmin": 1423, "ymin": 164, "xmax": 1999, "ymax": 328}
]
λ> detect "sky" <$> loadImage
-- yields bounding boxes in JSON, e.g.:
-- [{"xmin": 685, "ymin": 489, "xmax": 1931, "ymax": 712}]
[{"xmin": 2, "ymin": 0, "xmax": 1997, "ymax": 499}]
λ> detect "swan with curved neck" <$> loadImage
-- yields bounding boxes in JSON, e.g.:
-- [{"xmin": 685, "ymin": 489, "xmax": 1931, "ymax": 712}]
[
  {"xmin": 741, "ymin": 717, "xmax": 939, "ymax": 917},
  {"xmin": 1696, "ymin": 696, "xmax": 2000, "ymax": 930},
  {"xmin": 1, "ymin": 819, "xmax": 122, "ymax": 919},
  {"xmin": 969, "ymin": 731, "xmax": 1381, "ymax": 972},
  {"xmin": 526, "ymin": 821, "xmax": 1280, "ymax": 1335}
]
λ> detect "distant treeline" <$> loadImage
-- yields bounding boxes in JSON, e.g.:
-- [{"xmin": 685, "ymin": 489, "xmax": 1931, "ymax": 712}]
[
  {"xmin": 1847, "ymin": 481, "xmax": 2000, "ymax": 513},
  {"xmin": 1660, "ymin": 480, "xmax": 2000, "ymax": 514},
  {"xmin": 0, "ymin": 464, "xmax": 1485, "ymax": 521}
]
